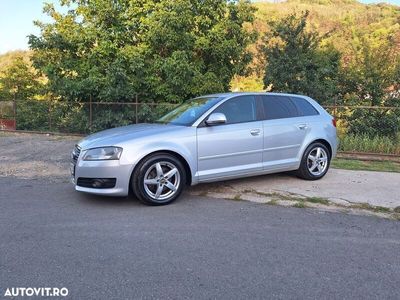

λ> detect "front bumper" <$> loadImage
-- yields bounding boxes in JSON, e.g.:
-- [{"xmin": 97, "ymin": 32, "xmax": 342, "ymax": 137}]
[{"xmin": 71, "ymin": 159, "xmax": 133, "ymax": 197}]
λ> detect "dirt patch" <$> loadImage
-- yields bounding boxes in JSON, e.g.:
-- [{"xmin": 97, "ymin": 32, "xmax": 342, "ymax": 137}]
[{"xmin": 0, "ymin": 132, "xmax": 79, "ymax": 182}]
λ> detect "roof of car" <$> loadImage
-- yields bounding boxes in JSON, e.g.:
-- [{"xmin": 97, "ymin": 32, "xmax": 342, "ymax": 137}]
[{"xmin": 202, "ymin": 92, "xmax": 309, "ymax": 99}]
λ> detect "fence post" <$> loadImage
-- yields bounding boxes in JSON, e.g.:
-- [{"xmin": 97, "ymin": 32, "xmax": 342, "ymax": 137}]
[
  {"xmin": 135, "ymin": 94, "xmax": 138, "ymax": 124},
  {"xmin": 12, "ymin": 94, "xmax": 16, "ymax": 130},
  {"xmin": 333, "ymin": 98, "xmax": 337, "ymax": 119},
  {"xmin": 89, "ymin": 94, "xmax": 93, "ymax": 131},
  {"xmin": 48, "ymin": 100, "xmax": 52, "ymax": 131}
]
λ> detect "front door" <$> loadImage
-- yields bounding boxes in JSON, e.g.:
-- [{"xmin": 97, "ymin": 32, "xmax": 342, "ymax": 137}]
[{"xmin": 196, "ymin": 95, "xmax": 263, "ymax": 182}]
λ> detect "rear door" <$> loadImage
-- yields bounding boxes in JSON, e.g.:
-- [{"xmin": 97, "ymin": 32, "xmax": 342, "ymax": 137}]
[
  {"xmin": 261, "ymin": 95, "xmax": 309, "ymax": 170},
  {"xmin": 196, "ymin": 95, "xmax": 263, "ymax": 181}
]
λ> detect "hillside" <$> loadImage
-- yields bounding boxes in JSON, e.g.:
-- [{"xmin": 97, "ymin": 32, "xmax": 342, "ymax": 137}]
[
  {"xmin": 255, "ymin": 0, "xmax": 399, "ymax": 54},
  {"xmin": 232, "ymin": 0, "xmax": 400, "ymax": 91},
  {"xmin": 0, "ymin": 50, "xmax": 32, "ymax": 73}
]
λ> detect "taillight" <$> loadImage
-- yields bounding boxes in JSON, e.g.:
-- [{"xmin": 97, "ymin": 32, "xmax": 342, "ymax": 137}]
[{"xmin": 332, "ymin": 118, "xmax": 337, "ymax": 127}]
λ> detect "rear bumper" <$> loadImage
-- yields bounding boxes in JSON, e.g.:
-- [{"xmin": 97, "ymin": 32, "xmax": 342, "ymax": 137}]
[{"xmin": 72, "ymin": 159, "xmax": 133, "ymax": 197}]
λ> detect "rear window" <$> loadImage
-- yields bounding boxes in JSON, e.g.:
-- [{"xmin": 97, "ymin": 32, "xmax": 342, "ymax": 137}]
[
  {"xmin": 290, "ymin": 97, "xmax": 319, "ymax": 116},
  {"xmin": 261, "ymin": 95, "xmax": 298, "ymax": 120}
]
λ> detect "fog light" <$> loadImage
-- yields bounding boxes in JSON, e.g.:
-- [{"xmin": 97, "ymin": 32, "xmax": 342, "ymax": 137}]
[
  {"xmin": 77, "ymin": 178, "xmax": 116, "ymax": 189},
  {"xmin": 92, "ymin": 179, "xmax": 104, "ymax": 188}
]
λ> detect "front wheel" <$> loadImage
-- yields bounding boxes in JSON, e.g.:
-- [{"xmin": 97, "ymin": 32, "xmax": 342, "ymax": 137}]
[
  {"xmin": 132, "ymin": 154, "xmax": 186, "ymax": 205},
  {"xmin": 296, "ymin": 142, "xmax": 331, "ymax": 180}
]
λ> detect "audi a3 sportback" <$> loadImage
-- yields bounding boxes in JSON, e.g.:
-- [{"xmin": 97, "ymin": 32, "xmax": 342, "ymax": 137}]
[{"xmin": 71, "ymin": 93, "xmax": 337, "ymax": 205}]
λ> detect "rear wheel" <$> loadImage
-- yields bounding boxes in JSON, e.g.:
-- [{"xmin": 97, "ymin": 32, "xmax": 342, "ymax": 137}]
[
  {"xmin": 132, "ymin": 154, "xmax": 186, "ymax": 205},
  {"xmin": 297, "ymin": 142, "xmax": 330, "ymax": 180}
]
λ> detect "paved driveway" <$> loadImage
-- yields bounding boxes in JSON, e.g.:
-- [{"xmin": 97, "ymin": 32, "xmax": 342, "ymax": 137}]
[
  {"xmin": 190, "ymin": 168, "xmax": 400, "ymax": 209},
  {"xmin": 1, "ymin": 177, "xmax": 400, "ymax": 299}
]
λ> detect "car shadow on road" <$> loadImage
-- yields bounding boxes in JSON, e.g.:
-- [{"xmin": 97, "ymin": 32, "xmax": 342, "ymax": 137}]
[{"xmin": 75, "ymin": 191, "xmax": 143, "ymax": 207}]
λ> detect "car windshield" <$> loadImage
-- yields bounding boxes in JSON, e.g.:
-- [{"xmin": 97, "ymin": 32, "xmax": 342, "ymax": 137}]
[{"xmin": 157, "ymin": 97, "xmax": 223, "ymax": 126}]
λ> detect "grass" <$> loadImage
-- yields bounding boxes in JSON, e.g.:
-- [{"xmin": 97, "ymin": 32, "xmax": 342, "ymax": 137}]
[
  {"xmin": 305, "ymin": 197, "xmax": 330, "ymax": 205},
  {"xmin": 373, "ymin": 206, "xmax": 392, "ymax": 213},
  {"xmin": 350, "ymin": 203, "xmax": 392, "ymax": 213},
  {"xmin": 254, "ymin": 190, "xmax": 330, "ymax": 206},
  {"xmin": 331, "ymin": 158, "xmax": 400, "ymax": 173},
  {"xmin": 207, "ymin": 187, "xmax": 399, "ymax": 220},
  {"xmin": 233, "ymin": 194, "xmax": 242, "ymax": 201},
  {"xmin": 266, "ymin": 199, "xmax": 278, "ymax": 206},
  {"xmin": 339, "ymin": 133, "xmax": 400, "ymax": 155},
  {"xmin": 293, "ymin": 202, "xmax": 307, "ymax": 208}
]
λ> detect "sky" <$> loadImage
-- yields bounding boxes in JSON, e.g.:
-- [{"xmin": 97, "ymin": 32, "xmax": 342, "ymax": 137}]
[
  {"xmin": 0, "ymin": 0, "xmax": 399, "ymax": 54},
  {"xmin": 0, "ymin": 0, "xmax": 67, "ymax": 54}
]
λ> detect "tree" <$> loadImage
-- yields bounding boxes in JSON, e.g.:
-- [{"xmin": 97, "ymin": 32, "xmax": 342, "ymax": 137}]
[
  {"xmin": 340, "ymin": 37, "xmax": 399, "ymax": 107},
  {"xmin": 28, "ymin": 0, "xmax": 257, "ymax": 104},
  {"xmin": 260, "ymin": 11, "xmax": 340, "ymax": 105},
  {"xmin": 0, "ymin": 55, "xmax": 41, "ymax": 101},
  {"xmin": 340, "ymin": 36, "xmax": 400, "ymax": 137}
]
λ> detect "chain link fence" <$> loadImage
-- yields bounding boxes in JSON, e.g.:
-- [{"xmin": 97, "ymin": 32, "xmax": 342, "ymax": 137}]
[
  {"xmin": 325, "ymin": 105, "xmax": 400, "ymax": 155},
  {"xmin": 0, "ymin": 99, "xmax": 177, "ymax": 134},
  {"xmin": 0, "ymin": 101, "xmax": 15, "ymax": 130},
  {"xmin": 1, "ymin": 99, "xmax": 399, "ymax": 156}
]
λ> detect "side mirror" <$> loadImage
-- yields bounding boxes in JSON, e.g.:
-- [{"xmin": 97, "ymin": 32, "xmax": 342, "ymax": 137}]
[{"xmin": 206, "ymin": 113, "xmax": 227, "ymax": 126}]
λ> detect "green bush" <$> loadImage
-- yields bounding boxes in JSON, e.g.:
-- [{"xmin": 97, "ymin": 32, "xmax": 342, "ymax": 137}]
[
  {"xmin": 53, "ymin": 102, "xmax": 89, "ymax": 133},
  {"xmin": 16, "ymin": 100, "xmax": 49, "ymax": 131},
  {"xmin": 346, "ymin": 109, "xmax": 399, "ymax": 138},
  {"xmin": 12, "ymin": 100, "xmax": 180, "ymax": 134}
]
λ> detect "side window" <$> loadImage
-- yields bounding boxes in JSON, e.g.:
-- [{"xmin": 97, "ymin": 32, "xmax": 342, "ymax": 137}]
[
  {"xmin": 213, "ymin": 96, "xmax": 257, "ymax": 124},
  {"xmin": 262, "ymin": 95, "xmax": 298, "ymax": 120},
  {"xmin": 290, "ymin": 97, "xmax": 319, "ymax": 116}
]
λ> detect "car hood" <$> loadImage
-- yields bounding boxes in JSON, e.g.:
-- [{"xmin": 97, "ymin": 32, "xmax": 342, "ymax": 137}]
[{"xmin": 78, "ymin": 123, "xmax": 186, "ymax": 149}]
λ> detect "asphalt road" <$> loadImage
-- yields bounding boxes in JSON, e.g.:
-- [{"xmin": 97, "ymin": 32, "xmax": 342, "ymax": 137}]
[{"xmin": 1, "ymin": 177, "xmax": 400, "ymax": 300}]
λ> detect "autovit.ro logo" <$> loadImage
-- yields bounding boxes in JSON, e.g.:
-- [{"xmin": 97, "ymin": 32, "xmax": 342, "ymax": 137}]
[{"xmin": 3, "ymin": 287, "xmax": 68, "ymax": 297}]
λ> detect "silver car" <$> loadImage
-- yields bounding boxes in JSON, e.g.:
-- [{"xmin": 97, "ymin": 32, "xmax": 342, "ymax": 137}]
[{"xmin": 71, "ymin": 92, "xmax": 337, "ymax": 205}]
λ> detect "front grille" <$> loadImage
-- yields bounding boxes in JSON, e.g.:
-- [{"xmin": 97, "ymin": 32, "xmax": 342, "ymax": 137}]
[
  {"xmin": 71, "ymin": 145, "xmax": 81, "ymax": 177},
  {"xmin": 77, "ymin": 178, "xmax": 117, "ymax": 189},
  {"xmin": 71, "ymin": 145, "xmax": 81, "ymax": 164}
]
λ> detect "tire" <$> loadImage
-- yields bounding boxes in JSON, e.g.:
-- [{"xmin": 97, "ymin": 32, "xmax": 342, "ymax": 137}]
[
  {"xmin": 296, "ymin": 142, "xmax": 331, "ymax": 180},
  {"xmin": 132, "ymin": 153, "xmax": 186, "ymax": 205}
]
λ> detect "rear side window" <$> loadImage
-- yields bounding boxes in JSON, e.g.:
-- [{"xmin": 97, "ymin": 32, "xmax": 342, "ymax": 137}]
[
  {"xmin": 261, "ymin": 95, "xmax": 298, "ymax": 120},
  {"xmin": 291, "ymin": 97, "xmax": 319, "ymax": 116},
  {"xmin": 213, "ymin": 95, "xmax": 256, "ymax": 124}
]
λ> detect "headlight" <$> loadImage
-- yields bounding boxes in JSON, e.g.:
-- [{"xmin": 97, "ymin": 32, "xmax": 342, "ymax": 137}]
[{"xmin": 83, "ymin": 147, "xmax": 123, "ymax": 161}]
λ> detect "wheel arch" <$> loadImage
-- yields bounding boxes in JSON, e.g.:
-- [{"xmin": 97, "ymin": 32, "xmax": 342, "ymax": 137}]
[
  {"xmin": 129, "ymin": 150, "xmax": 193, "ymax": 190},
  {"xmin": 309, "ymin": 139, "xmax": 333, "ymax": 158}
]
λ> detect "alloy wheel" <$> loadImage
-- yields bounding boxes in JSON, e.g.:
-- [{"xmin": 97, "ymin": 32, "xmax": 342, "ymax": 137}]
[
  {"xmin": 307, "ymin": 147, "xmax": 328, "ymax": 176},
  {"xmin": 143, "ymin": 161, "xmax": 181, "ymax": 201}
]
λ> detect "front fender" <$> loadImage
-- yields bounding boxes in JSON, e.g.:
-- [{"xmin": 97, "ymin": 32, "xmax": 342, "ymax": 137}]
[{"xmin": 119, "ymin": 136, "xmax": 198, "ymax": 186}]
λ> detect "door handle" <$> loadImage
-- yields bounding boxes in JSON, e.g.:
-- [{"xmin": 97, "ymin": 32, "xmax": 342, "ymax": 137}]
[
  {"xmin": 297, "ymin": 124, "xmax": 308, "ymax": 130},
  {"xmin": 250, "ymin": 129, "xmax": 261, "ymax": 136}
]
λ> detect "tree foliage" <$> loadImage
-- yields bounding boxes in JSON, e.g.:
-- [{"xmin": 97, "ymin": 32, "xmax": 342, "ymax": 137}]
[
  {"xmin": 261, "ymin": 11, "xmax": 341, "ymax": 104},
  {"xmin": 28, "ymin": 0, "xmax": 257, "ymax": 103},
  {"xmin": 232, "ymin": 0, "xmax": 400, "ymax": 92},
  {"xmin": 340, "ymin": 36, "xmax": 400, "ymax": 107},
  {"xmin": 0, "ymin": 54, "xmax": 42, "ymax": 101},
  {"xmin": 339, "ymin": 35, "xmax": 400, "ymax": 137}
]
